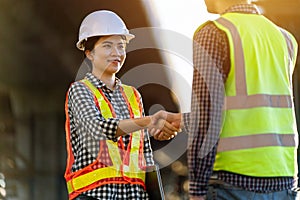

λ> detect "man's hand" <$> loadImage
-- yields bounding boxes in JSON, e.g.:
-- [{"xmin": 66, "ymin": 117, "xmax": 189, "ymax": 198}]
[{"xmin": 149, "ymin": 111, "xmax": 182, "ymax": 141}]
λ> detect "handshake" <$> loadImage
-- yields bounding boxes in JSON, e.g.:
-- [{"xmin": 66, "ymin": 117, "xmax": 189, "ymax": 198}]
[{"xmin": 148, "ymin": 110, "xmax": 182, "ymax": 141}]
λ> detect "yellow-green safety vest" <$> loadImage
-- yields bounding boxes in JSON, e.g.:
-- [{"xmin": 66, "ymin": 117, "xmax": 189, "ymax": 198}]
[{"xmin": 203, "ymin": 13, "xmax": 298, "ymax": 177}]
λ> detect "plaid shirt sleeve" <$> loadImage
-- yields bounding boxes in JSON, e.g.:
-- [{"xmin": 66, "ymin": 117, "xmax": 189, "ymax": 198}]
[
  {"xmin": 68, "ymin": 81, "xmax": 119, "ymax": 141},
  {"xmin": 188, "ymin": 22, "xmax": 229, "ymax": 197}
]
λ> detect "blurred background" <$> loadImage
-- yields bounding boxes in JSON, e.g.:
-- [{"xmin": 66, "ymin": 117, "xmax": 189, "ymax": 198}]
[{"xmin": 0, "ymin": 0, "xmax": 299, "ymax": 199}]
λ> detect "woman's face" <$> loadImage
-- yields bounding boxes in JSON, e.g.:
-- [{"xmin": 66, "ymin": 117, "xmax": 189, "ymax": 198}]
[{"xmin": 86, "ymin": 35, "xmax": 126, "ymax": 77}]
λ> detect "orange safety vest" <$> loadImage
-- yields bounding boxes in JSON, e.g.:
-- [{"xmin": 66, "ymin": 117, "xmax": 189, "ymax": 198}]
[{"xmin": 64, "ymin": 79, "xmax": 147, "ymax": 199}]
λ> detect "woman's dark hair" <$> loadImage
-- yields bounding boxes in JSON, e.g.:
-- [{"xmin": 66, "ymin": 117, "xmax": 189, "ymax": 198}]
[
  {"xmin": 82, "ymin": 36, "xmax": 101, "ymax": 71},
  {"xmin": 83, "ymin": 36, "xmax": 101, "ymax": 51}
]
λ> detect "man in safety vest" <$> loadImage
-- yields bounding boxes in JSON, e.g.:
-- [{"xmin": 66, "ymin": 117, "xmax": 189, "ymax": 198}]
[
  {"xmin": 187, "ymin": 0, "xmax": 299, "ymax": 199},
  {"xmin": 64, "ymin": 10, "xmax": 179, "ymax": 200}
]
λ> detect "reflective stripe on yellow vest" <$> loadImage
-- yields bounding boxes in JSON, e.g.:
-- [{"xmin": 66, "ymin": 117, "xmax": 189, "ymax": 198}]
[
  {"xmin": 210, "ymin": 13, "xmax": 298, "ymax": 177},
  {"xmin": 66, "ymin": 79, "xmax": 146, "ymax": 196}
]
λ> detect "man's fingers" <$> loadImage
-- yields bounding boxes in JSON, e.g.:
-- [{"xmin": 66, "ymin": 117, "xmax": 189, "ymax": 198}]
[
  {"xmin": 161, "ymin": 120, "xmax": 179, "ymax": 134},
  {"xmin": 154, "ymin": 131, "xmax": 165, "ymax": 141},
  {"xmin": 149, "ymin": 128, "xmax": 161, "ymax": 136},
  {"xmin": 152, "ymin": 131, "xmax": 173, "ymax": 141},
  {"xmin": 153, "ymin": 132, "xmax": 161, "ymax": 140}
]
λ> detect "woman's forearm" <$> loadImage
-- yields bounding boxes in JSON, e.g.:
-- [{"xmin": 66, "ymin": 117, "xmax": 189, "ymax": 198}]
[
  {"xmin": 116, "ymin": 116, "xmax": 152, "ymax": 137},
  {"xmin": 116, "ymin": 111, "xmax": 181, "ymax": 138}
]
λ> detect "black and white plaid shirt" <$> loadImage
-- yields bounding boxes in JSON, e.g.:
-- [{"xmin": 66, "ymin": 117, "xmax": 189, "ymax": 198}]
[
  {"xmin": 185, "ymin": 4, "xmax": 297, "ymax": 197},
  {"xmin": 66, "ymin": 72, "xmax": 154, "ymax": 199}
]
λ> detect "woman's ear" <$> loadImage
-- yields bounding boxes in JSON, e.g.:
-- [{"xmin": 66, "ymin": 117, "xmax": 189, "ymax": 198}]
[{"xmin": 85, "ymin": 50, "xmax": 94, "ymax": 61}]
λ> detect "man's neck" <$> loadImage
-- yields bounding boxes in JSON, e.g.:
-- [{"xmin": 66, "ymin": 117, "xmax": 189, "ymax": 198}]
[{"xmin": 217, "ymin": 1, "xmax": 251, "ymax": 14}]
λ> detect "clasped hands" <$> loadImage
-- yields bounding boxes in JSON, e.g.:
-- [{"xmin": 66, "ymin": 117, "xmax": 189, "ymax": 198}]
[{"xmin": 148, "ymin": 110, "xmax": 182, "ymax": 141}]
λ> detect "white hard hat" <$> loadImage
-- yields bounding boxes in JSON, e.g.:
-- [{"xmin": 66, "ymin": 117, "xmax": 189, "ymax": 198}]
[{"xmin": 76, "ymin": 10, "xmax": 135, "ymax": 51}]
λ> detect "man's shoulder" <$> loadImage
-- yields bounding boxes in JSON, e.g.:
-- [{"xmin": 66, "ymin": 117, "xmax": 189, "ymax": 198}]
[{"xmin": 194, "ymin": 20, "xmax": 223, "ymax": 39}]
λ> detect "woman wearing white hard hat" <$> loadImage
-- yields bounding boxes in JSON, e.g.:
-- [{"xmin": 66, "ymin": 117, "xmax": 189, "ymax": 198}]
[{"xmin": 64, "ymin": 10, "xmax": 180, "ymax": 200}]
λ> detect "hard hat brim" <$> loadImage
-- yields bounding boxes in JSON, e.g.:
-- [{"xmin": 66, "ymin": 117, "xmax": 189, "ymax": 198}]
[{"xmin": 76, "ymin": 33, "xmax": 135, "ymax": 51}]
